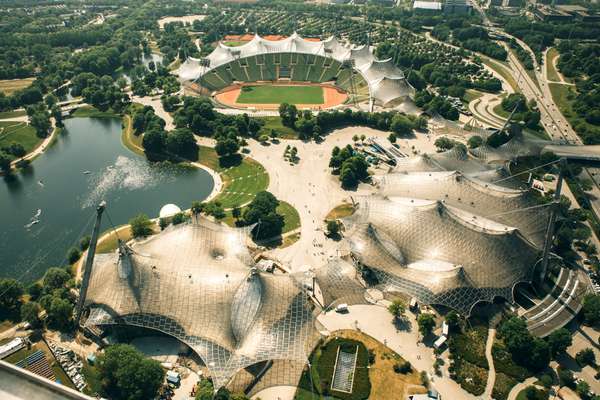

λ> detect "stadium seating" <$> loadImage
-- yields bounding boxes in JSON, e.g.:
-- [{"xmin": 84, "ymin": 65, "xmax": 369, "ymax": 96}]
[
  {"xmin": 307, "ymin": 56, "xmax": 325, "ymax": 82},
  {"xmin": 280, "ymin": 53, "xmax": 291, "ymax": 66},
  {"xmin": 245, "ymin": 56, "xmax": 262, "ymax": 81},
  {"xmin": 291, "ymin": 63, "xmax": 308, "ymax": 81},
  {"xmin": 227, "ymin": 60, "xmax": 248, "ymax": 81},
  {"xmin": 320, "ymin": 60, "xmax": 342, "ymax": 82},
  {"xmin": 200, "ymin": 71, "xmax": 227, "ymax": 91}
]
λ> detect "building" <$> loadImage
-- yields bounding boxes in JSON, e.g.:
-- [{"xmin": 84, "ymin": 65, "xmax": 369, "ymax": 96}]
[
  {"xmin": 409, "ymin": 389, "xmax": 442, "ymax": 399},
  {"xmin": 533, "ymin": 5, "xmax": 574, "ymax": 22},
  {"xmin": 82, "ymin": 217, "xmax": 317, "ymax": 390},
  {"xmin": 412, "ymin": 0, "xmax": 443, "ymax": 13},
  {"xmin": 444, "ymin": 0, "xmax": 472, "ymax": 14}
]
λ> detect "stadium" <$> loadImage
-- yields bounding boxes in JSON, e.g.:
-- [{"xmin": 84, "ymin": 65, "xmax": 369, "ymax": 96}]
[{"xmin": 177, "ymin": 33, "xmax": 414, "ymax": 111}]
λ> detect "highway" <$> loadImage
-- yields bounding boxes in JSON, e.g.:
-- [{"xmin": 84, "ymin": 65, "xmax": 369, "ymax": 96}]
[{"xmin": 471, "ymin": 0, "xmax": 580, "ymax": 144}]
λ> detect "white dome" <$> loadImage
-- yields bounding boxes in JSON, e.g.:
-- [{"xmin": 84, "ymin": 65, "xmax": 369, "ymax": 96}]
[{"xmin": 159, "ymin": 204, "xmax": 181, "ymax": 218}]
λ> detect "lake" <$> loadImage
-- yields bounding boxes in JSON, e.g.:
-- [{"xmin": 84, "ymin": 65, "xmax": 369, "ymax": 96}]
[{"xmin": 0, "ymin": 117, "xmax": 214, "ymax": 282}]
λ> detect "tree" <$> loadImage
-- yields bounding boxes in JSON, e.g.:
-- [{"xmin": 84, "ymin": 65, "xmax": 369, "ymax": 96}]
[
  {"xmin": 215, "ymin": 138, "xmax": 239, "ymax": 157},
  {"xmin": 445, "ymin": 310, "xmax": 460, "ymax": 332},
  {"xmin": 243, "ymin": 191, "xmax": 284, "ymax": 240},
  {"xmin": 79, "ymin": 236, "xmax": 91, "ymax": 251},
  {"xmin": 582, "ymin": 294, "xmax": 600, "ymax": 326},
  {"xmin": 97, "ymin": 344, "xmax": 164, "ymax": 400},
  {"xmin": 576, "ymin": 348, "xmax": 596, "ymax": 367},
  {"xmin": 279, "ymin": 103, "xmax": 297, "ymax": 128},
  {"xmin": 20, "ymin": 301, "xmax": 41, "ymax": 328},
  {"xmin": 142, "ymin": 129, "xmax": 166, "ymax": 155},
  {"xmin": 524, "ymin": 386, "xmax": 547, "ymax": 400},
  {"xmin": 30, "ymin": 112, "xmax": 51, "ymax": 138},
  {"xmin": 0, "ymin": 151, "xmax": 13, "ymax": 173},
  {"xmin": 388, "ymin": 299, "xmax": 406, "ymax": 321},
  {"xmin": 326, "ymin": 220, "xmax": 340, "ymax": 237},
  {"xmin": 166, "ymin": 128, "xmax": 198, "ymax": 160},
  {"xmin": 467, "ymin": 136, "xmax": 483, "ymax": 149},
  {"xmin": 46, "ymin": 296, "xmax": 73, "ymax": 331},
  {"xmin": 232, "ymin": 207, "xmax": 241, "ymax": 221},
  {"xmin": 390, "ymin": 114, "xmax": 413, "ymax": 136},
  {"xmin": 67, "ymin": 247, "xmax": 81, "ymax": 264},
  {"xmin": 576, "ymin": 380, "xmax": 590, "ymax": 398},
  {"xmin": 547, "ymin": 328, "xmax": 572, "ymax": 357},
  {"xmin": 352, "ymin": 134, "xmax": 359, "ymax": 143},
  {"xmin": 434, "ymin": 137, "xmax": 457, "ymax": 151},
  {"xmin": 0, "ymin": 278, "xmax": 24, "ymax": 313},
  {"xmin": 191, "ymin": 201, "xmax": 203, "ymax": 217},
  {"xmin": 129, "ymin": 214, "xmax": 153, "ymax": 238},
  {"xmin": 417, "ymin": 313, "xmax": 436, "ymax": 337},
  {"xmin": 42, "ymin": 267, "xmax": 70, "ymax": 292}
]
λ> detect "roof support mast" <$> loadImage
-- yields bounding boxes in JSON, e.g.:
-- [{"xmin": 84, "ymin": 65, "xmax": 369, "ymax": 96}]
[
  {"xmin": 539, "ymin": 158, "xmax": 566, "ymax": 282},
  {"xmin": 75, "ymin": 201, "xmax": 106, "ymax": 326}
]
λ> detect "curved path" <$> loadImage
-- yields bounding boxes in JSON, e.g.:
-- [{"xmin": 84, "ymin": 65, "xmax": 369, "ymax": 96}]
[
  {"xmin": 482, "ymin": 327, "xmax": 497, "ymax": 399},
  {"xmin": 507, "ymin": 377, "xmax": 537, "ymax": 400},
  {"xmin": 6, "ymin": 118, "xmax": 59, "ymax": 172}
]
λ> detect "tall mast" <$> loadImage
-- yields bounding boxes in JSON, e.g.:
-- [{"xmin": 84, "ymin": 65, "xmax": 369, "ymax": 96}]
[
  {"xmin": 75, "ymin": 201, "xmax": 106, "ymax": 326},
  {"xmin": 539, "ymin": 158, "xmax": 566, "ymax": 282}
]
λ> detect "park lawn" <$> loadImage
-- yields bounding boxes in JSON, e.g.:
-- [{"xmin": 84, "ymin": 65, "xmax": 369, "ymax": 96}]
[
  {"xmin": 198, "ymin": 146, "xmax": 269, "ymax": 209},
  {"xmin": 546, "ymin": 48, "xmax": 562, "ymax": 83},
  {"xmin": 237, "ymin": 85, "xmax": 324, "ymax": 105},
  {"xmin": 325, "ymin": 203, "xmax": 355, "ymax": 220},
  {"xmin": 548, "ymin": 82, "xmax": 599, "ymax": 142},
  {"xmin": 0, "ymin": 110, "xmax": 27, "ymax": 119},
  {"xmin": 0, "ymin": 78, "xmax": 35, "ymax": 95},
  {"xmin": 0, "ymin": 121, "xmax": 41, "ymax": 154},
  {"xmin": 96, "ymin": 225, "xmax": 134, "ymax": 254},
  {"xmin": 120, "ymin": 114, "xmax": 144, "ymax": 156},
  {"xmin": 223, "ymin": 41, "xmax": 248, "ymax": 47},
  {"xmin": 71, "ymin": 106, "xmax": 119, "ymax": 119},
  {"xmin": 296, "ymin": 330, "xmax": 426, "ymax": 400},
  {"xmin": 277, "ymin": 201, "xmax": 300, "ymax": 234},
  {"xmin": 463, "ymin": 89, "xmax": 484, "ymax": 104},
  {"xmin": 481, "ymin": 57, "xmax": 519, "ymax": 93},
  {"xmin": 258, "ymin": 116, "xmax": 298, "ymax": 139}
]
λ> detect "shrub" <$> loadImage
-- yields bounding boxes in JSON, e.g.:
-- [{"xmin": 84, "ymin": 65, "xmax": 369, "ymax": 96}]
[
  {"xmin": 576, "ymin": 348, "xmax": 595, "ymax": 367},
  {"xmin": 129, "ymin": 214, "xmax": 153, "ymax": 238},
  {"xmin": 67, "ymin": 247, "xmax": 81, "ymax": 264},
  {"xmin": 394, "ymin": 360, "xmax": 412, "ymax": 374}
]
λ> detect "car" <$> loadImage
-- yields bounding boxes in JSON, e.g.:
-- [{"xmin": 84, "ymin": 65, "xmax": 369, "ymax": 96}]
[{"xmin": 335, "ymin": 303, "xmax": 348, "ymax": 313}]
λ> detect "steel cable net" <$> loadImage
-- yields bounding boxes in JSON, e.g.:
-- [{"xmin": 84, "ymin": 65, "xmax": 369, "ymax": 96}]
[
  {"xmin": 84, "ymin": 218, "xmax": 315, "ymax": 389},
  {"xmin": 469, "ymin": 132, "xmax": 548, "ymax": 163},
  {"xmin": 296, "ymin": 258, "xmax": 368, "ymax": 309},
  {"xmin": 392, "ymin": 146, "xmax": 525, "ymax": 188},
  {"xmin": 378, "ymin": 171, "xmax": 549, "ymax": 247},
  {"xmin": 343, "ymin": 197, "xmax": 540, "ymax": 315}
]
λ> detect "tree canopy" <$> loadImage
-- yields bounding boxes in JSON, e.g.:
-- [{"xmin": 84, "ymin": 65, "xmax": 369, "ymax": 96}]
[{"xmin": 96, "ymin": 344, "xmax": 165, "ymax": 400}]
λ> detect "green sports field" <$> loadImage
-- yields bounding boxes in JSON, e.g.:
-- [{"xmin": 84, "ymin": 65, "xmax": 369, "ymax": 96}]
[{"xmin": 236, "ymin": 85, "xmax": 324, "ymax": 104}]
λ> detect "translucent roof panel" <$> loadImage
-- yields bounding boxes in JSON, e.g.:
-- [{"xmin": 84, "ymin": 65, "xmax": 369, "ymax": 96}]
[
  {"xmin": 343, "ymin": 197, "xmax": 540, "ymax": 314},
  {"xmin": 84, "ymin": 218, "xmax": 315, "ymax": 389},
  {"xmin": 378, "ymin": 171, "xmax": 549, "ymax": 246}
]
